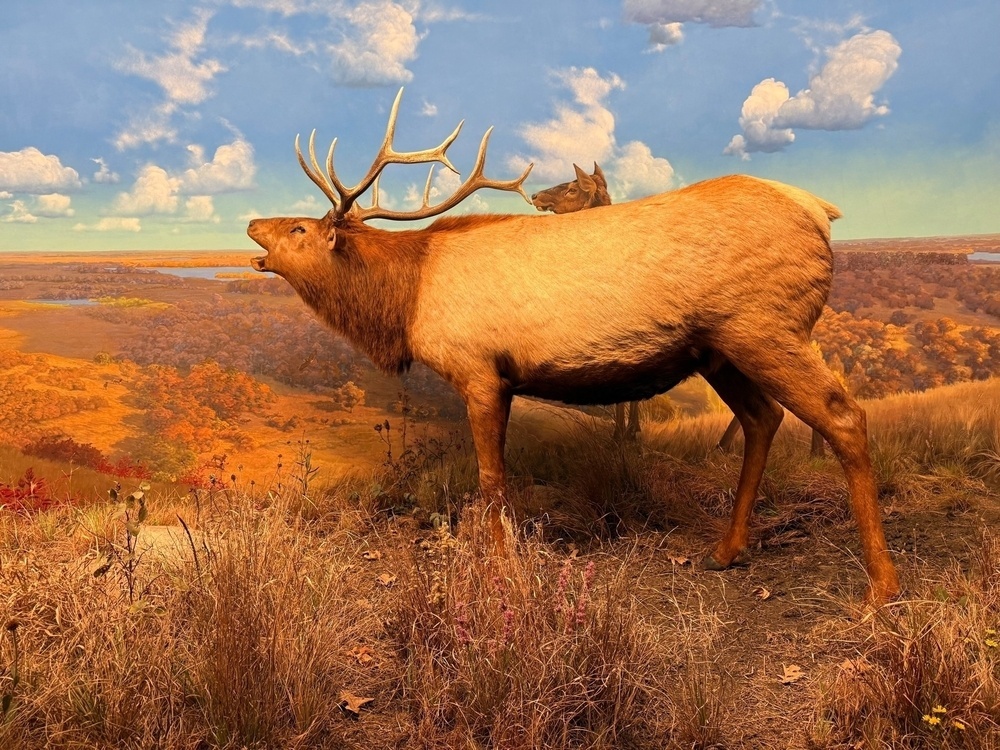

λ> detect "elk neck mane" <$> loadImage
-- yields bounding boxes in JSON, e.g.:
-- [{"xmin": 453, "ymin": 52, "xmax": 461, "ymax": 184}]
[{"xmin": 317, "ymin": 213, "xmax": 518, "ymax": 374}]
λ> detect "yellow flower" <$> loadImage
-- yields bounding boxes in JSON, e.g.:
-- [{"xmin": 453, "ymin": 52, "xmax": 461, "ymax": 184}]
[
  {"xmin": 986, "ymin": 628, "xmax": 997, "ymax": 635},
  {"xmin": 922, "ymin": 714, "xmax": 942, "ymax": 726},
  {"xmin": 987, "ymin": 638, "xmax": 999, "ymax": 648},
  {"xmin": 932, "ymin": 705, "xmax": 947, "ymax": 714},
  {"xmin": 952, "ymin": 720, "xmax": 967, "ymax": 731}
]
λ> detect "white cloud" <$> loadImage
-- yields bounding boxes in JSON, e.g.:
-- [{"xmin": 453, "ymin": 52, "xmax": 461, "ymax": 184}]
[
  {"xmin": 509, "ymin": 67, "xmax": 676, "ymax": 200},
  {"xmin": 73, "ymin": 217, "xmax": 143, "ymax": 233},
  {"xmin": 92, "ymin": 157, "xmax": 121, "ymax": 184},
  {"xmin": 237, "ymin": 209, "xmax": 263, "ymax": 221},
  {"xmin": 420, "ymin": 99, "xmax": 438, "ymax": 117},
  {"xmin": 327, "ymin": 2, "xmax": 422, "ymax": 86},
  {"xmin": 34, "ymin": 193, "xmax": 75, "ymax": 218},
  {"xmin": 180, "ymin": 138, "xmax": 256, "ymax": 193},
  {"xmin": 774, "ymin": 30, "xmax": 901, "ymax": 130},
  {"xmin": 184, "ymin": 196, "xmax": 220, "ymax": 223},
  {"xmin": 623, "ymin": 0, "xmax": 762, "ymax": 27},
  {"xmin": 117, "ymin": 9, "xmax": 225, "ymax": 106},
  {"xmin": 0, "ymin": 191, "xmax": 11, "ymax": 200},
  {"xmin": 0, "ymin": 147, "xmax": 81, "ymax": 194},
  {"xmin": 406, "ymin": 168, "xmax": 488, "ymax": 213},
  {"xmin": 239, "ymin": 30, "xmax": 315, "ymax": 55},
  {"xmin": 112, "ymin": 165, "xmax": 181, "ymax": 216},
  {"xmin": 509, "ymin": 67, "xmax": 625, "ymax": 181},
  {"xmin": 726, "ymin": 30, "xmax": 901, "ymax": 158},
  {"xmin": 114, "ymin": 10, "xmax": 224, "ymax": 150},
  {"xmin": 2, "ymin": 200, "xmax": 37, "ymax": 224},
  {"xmin": 609, "ymin": 141, "xmax": 675, "ymax": 201},
  {"xmin": 647, "ymin": 22, "xmax": 684, "ymax": 50},
  {"xmin": 114, "ymin": 103, "xmax": 180, "ymax": 151},
  {"xmin": 723, "ymin": 78, "xmax": 795, "ymax": 159}
]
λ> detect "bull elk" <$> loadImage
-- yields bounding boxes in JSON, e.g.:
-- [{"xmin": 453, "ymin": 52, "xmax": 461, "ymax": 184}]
[
  {"xmin": 247, "ymin": 89, "xmax": 899, "ymax": 603},
  {"xmin": 533, "ymin": 163, "xmax": 828, "ymax": 457}
]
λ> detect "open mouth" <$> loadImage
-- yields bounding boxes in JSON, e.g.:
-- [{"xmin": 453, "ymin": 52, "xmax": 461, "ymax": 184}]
[{"xmin": 250, "ymin": 256, "xmax": 268, "ymax": 272}]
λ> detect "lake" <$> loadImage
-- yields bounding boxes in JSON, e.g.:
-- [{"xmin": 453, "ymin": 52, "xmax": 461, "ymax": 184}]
[{"xmin": 968, "ymin": 252, "xmax": 1000, "ymax": 263}]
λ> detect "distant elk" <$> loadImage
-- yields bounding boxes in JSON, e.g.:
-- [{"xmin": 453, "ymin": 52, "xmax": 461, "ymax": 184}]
[
  {"xmin": 247, "ymin": 89, "xmax": 899, "ymax": 603},
  {"xmin": 533, "ymin": 162, "xmax": 827, "ymax": 457}
]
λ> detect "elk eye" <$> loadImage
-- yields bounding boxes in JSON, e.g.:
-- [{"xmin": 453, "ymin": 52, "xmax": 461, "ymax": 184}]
[{"xmin": 290, "ymin": 226, "xmax": 306, "ymax": 234}]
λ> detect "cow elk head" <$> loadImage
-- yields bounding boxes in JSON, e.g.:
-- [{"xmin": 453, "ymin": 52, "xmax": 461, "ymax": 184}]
[{"xmin": 530, "ymin": 163, "xmax": 610, "ymax": 214}]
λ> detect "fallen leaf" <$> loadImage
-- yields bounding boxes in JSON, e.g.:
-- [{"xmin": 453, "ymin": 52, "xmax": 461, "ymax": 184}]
[
  {"xmin": 362, "ymin": 550, "xmax": 382, "ymax": 561},
  {"xmin": 349, "ymin": 645, "xmax": 377, "ymax": 666},
  {"xmin": 753, "ymin": 586, "xmax": 772, "ymax": 601},
  {"xmin": 780, "ymin": 664, "xmax": 805, "ymax": 685},
  {"xmin": 377, "ymin": 573, "xmax": 397, "ymax": 587},
  {"xmin": 339, "ymin": 690, "xmax": 373, "ymax": 716},
  {"xmin": 669, "ymin": 555, "xmax": 690, "ymax": 566}
]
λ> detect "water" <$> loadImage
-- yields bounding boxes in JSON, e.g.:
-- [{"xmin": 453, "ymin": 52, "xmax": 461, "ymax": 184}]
[
  {"xmin": 29, "ymin": 298, "xmax": 97, "ymax": 306},
  {"xmin": 968, "ymin": 252, "xmax": 1000, "ymax": 263},
  {"xmin": 146, "ymin": 265, "xmax": 263, "ymax": 280}
]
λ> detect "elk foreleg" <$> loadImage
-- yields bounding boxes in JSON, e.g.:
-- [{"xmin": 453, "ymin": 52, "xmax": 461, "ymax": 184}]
[
  {"xmin": 701, "ymin": 363, "xmax": 784, "ymax": 570},
  {"xmin": 462, "ymin": 381, "xmax": 513, "ymax": 546},
  {"xmin": 612, "ymin": 403, "xmax": 627, "ymax": 441}
]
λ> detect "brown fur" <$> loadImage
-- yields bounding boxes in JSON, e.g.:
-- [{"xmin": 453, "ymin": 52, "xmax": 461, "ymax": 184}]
[{"xmin": 249, "ymin": 172, "xmax": 901, "ymax": 604}]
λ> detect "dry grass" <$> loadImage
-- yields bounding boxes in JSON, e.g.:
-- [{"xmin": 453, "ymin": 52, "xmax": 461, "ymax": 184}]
[
  {"xmin": 2, "ymin": 378, "xmax": 999, "ymax": 748},
  {"xmin": 811, "ymin": 531, "xmax": 1000, "ymax": 748}
]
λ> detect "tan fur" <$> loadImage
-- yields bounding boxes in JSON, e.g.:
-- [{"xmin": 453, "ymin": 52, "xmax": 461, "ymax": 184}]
[{"xmin": 248, "ymin": 172, "xmax": 900, "ymax": 603}]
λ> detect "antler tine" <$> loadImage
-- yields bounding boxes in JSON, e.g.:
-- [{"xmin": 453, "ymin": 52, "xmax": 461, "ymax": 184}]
[
  {"xmin": 422, "ymin": 165, "xmax": 435, "ymax": 208},
  {"xmin": 354, "ymin": 127, "xmax": 534, "ymax": 222},
  {"xmin": 296, "ymin": 131, "xmax": 341, "ymax": 210},
  {"xmin": 336, "ymin": 87, "xmax": 465, "ymax": 217}
]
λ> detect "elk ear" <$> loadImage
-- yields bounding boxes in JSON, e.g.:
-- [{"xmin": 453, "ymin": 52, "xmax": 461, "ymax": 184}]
[
  {"xmin": 326, "ymin": 224, "xmax": 339, "ymax": 253},
  {"xmin": 573, "ymin": 163, "xmax": 597, "ymax": 194},
  {"xmin": 592, "ymin": 162, "xmax": 607, "ymax": 187}
]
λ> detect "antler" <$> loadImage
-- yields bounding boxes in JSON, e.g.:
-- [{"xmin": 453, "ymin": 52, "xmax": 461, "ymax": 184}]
[{"xmin": 295, "ymin": 88, "xmax": 533, "ymax": 222}]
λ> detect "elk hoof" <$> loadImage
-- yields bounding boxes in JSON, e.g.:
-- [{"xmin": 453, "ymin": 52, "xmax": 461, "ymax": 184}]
[{"xmin": 702, "ymin": 549, "xmax": 751, "ymax": 571}]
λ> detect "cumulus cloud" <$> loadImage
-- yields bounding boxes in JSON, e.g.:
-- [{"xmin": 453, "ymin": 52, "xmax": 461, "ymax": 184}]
[
  {"xmin": 183, "ymin": 196, "xmax": 220, "ymax": 223},
  {"xmin": 0, "ymin": 191, "xmax": 11, "ymax": 200},
  {"xmin": 509, "ymin": 67, "xmax": 625, "ymax": 181},
  {"xmin": 2, "ymin": 200, "xmax": 37, "ymax": 224},
  {"xmin": 420, "ymin": 99, "xmax": 438, "ymax": 117},
  {"xmin": 111, "ymin": 165, "xmax": 181, "ymax": 216},
  {"xmin": 624, "ymin": 0, "xmax": 761, "ymax": 50},
  {"xmin": 509, "ymin": 67, "xmax": 676, "ymax": 200},
  {"xmin": 0, "ymin": 147, "xmax": 81, "ymax": 194},
  {"xmin": 403, "ymin": 168, "xmax": 488, "ymax": 213},
  {"xmin": 73, "ymin": 217, "xmax": 143, "ymax": 232},
  {"xmin": 114, "ymin": 103, "xmax": 180, "ymax": 152},
  {"xmin": 726, "ymin": 29, "xmax": 901, "ymax": 158},
  {"xmin": 34, "ymin": 194, "xmax": 75, "ymax": 218},
  {"xmin": 180, "ymin": 138, "xmax": 256, "ymax": 193},
  {"xmin": 723, "ymin": 78, "xmax": 795, "ymax": 159},
  {"xmin": 92, "ymin": 157, "xmax": 120, "ymax": 184},
  {"xmin": 327, "ymin": 1, "xmax": 422, "ymax": 86}
]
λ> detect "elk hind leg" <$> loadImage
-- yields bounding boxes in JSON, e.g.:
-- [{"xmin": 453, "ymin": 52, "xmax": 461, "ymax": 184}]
[
  {"xmin": 462, "ymin": 383, "xmax": 513, "ymax": 548},
  {"xmin": 729, "ymin": 342, "xmax": 899, "ymax": 603},
  {"xmin": 701, "ymin": 363, "xmax": 784, "ymax": 570}
]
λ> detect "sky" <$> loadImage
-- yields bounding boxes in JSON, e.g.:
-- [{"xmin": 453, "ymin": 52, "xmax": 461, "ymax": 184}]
[{"xmin": 1, "ymin": 0, "xmax": 998, "ymax": 252}]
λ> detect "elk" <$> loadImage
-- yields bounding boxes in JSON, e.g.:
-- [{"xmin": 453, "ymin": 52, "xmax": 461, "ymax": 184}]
[
  {"xmin": 247, "ymin": 89, "xmax": 899, "ymax": 603},
  {"xmin": 531, "ymin": 162, "xmax": 641, "ymax": 442},
  {"xmin": 533, "ymin": 163, "xmax": 828, "ymax": 456}
]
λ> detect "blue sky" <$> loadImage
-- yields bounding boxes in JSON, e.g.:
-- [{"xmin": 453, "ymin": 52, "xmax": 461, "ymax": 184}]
[{"xmin": 1, "ymin": 0, "xmax": 998, "ymax": 251}]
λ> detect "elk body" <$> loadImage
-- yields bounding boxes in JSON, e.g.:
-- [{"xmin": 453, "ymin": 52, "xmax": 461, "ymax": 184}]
[
  {"xmin": 247, "ymin": 90, "xmax": 900, "ymax": 603},
  {"xmin": 531, "ymin": 163, "xmax": 641, "ymax": 442},
  {"xmin": 533, "ymin": 163, "xmax": 827, "ymax": 456}
]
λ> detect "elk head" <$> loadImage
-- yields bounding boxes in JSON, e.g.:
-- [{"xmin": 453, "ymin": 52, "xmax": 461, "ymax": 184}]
[
  {"xmin": 248, "ymin": 88, "xmax": 533, "ymax": 280},
  {"xmin": 530, "ymin": 163, "xmax": 610, "ymax": 214}
]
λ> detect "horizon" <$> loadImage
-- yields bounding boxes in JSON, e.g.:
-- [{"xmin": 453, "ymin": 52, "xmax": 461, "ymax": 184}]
[{"xmin": 2, "ymin": 0, "xmax": 999, "ymax": 252}]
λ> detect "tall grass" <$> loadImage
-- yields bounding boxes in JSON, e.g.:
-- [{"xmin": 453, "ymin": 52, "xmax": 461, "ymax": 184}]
[{"xmin": 812, "ymin": 531, "xmax": 1000, "ymax": 748}]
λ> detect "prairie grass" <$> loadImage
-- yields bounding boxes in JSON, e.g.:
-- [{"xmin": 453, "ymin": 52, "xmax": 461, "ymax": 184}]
[
  {"xmin": 1, "ymin": 378, "xmax": 998, "ymax": 748},
  {"xmin": 811, "ymin": 530, "xmax": 1000, "ymax": 748}
]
